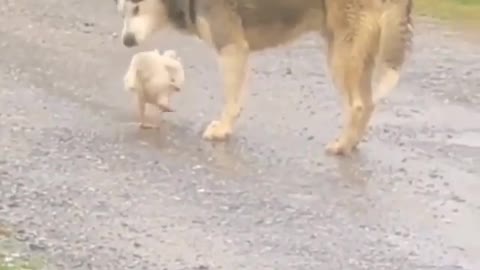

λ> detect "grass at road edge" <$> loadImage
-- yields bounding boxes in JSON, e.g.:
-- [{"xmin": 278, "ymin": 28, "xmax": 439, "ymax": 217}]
[
  {"xmin": 0, "ymin": 253, "xmax": 42, "ymax": 270},
  {"xmin": 415, "ymin": 0, "xmax": 480, "ymax": 25},
  {"xmin": 1, "ymin": 228, "xmax": 44, "ymax": 270}
]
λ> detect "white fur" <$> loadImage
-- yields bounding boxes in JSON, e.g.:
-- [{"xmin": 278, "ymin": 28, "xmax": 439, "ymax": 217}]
[{"xmin": 124, "ymin": 49, "xmax": 185, "ymax": 111}]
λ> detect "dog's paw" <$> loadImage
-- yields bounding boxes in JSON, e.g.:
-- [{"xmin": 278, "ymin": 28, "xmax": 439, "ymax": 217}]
[
  {"xmin": 202, "ymin": 120, "xmax": 232, "ymax": 141},
  {"xmin": 325, "ymin": 139, "xmax": 354, "ymax": 156}
]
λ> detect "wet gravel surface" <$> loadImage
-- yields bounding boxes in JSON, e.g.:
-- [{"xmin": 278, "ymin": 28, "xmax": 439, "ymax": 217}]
[{"xmin": 1, "ymin": 0, "xmax": 479, "ymax": 269}]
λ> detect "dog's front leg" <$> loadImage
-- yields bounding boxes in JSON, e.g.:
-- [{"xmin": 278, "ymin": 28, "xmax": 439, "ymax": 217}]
[{"xmin": 203, "ymin": 43, "xmax": 249, "ymax": 140}]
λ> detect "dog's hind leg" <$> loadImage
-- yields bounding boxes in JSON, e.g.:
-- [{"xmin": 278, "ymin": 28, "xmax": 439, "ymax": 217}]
[
  {"xmin": 325, "ymin": 23, "xmax": 379, "ymax": 155},
  {"xmin": 203, "ymin": 43, "xmax": 249, "ymax": 140},
  {"xmin": 372, "ymin": 64, "xmax": 400, "ymax": 104},
  {"xmin": 372, "ymin": 0, "xmax": 413, "ymax": 103}
]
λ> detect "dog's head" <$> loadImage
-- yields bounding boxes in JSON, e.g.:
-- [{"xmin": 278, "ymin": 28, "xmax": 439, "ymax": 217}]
[{"xmin": 114, "ymin": 0, "xmax": 169, "ymax": 47}]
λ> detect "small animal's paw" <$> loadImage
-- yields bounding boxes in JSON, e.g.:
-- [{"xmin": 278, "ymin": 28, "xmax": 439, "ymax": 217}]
[
  {"xmin": 139, "ymin": 123, "xmax": 159, "ymax": 129},
  {"xmin": 202, "ymin": 120, "xmax": 232, "ymax": 141},
  {"xmin": 325, "ymin": 139, "xmax": 353, "ymax": 156},
  {"xmin": 158, "ymin": 103, "xmax": 174, "ymax": 113}
]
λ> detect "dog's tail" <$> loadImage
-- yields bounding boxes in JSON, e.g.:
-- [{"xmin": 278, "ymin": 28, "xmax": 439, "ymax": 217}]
[{"xmin": 373, "ymin": 0, "xmax": 413, "ymax": 103}]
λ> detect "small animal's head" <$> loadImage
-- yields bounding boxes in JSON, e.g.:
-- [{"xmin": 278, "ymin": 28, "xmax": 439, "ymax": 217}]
[
  {"xmin": 167, "ymin": 69, "xmax": 184, "ymax": 92},
  {"xmin": 114, "ymin": 0, "xmax": 169, "ymax": 47},
  {"xmin": 166, "ymin": 64, "xmax": 185, "ymax": 92}
]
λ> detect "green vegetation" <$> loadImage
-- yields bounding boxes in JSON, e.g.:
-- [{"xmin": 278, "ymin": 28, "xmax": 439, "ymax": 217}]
[
  {"xmin": 0, "ymin": 254, "xmax": 42, "ymax": 270},
  {"xmin": 415, "ymin": 0, "xmax": 480, "ymax": 24},
  {"xmin": 1, "ymin": 230, "xmax": 44, "ymax": 270}
]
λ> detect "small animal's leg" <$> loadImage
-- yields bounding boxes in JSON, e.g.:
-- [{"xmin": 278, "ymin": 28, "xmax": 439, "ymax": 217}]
[
  {"xmin": 326, "ymin": 35, "xmax": 376, "ymax": 155},
  {"xmin": 202, "ymin": 43, "xmax": 249, "ymax": 141},
  {"xmin": 157, "ymin": 95, "xmax": 174, "ymax": 112},
  {"xmin": 137, "ymin": 96, "xmax": 157, "ymax": 129}
]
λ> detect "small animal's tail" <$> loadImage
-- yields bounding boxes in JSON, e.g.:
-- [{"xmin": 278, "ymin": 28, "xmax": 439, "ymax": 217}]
[{"xmin": 373, "ymin": 0, "xmax": 413, "ymax": 103}]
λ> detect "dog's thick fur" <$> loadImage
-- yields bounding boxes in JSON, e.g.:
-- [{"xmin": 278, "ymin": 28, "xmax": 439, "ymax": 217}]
[
  {"xmin": 114, "ymin": 0, "xmax": 413, "ymax": 155},
  {"xmin": 124, "ymin": 48, "xmax": 185, "ymax": 128}
]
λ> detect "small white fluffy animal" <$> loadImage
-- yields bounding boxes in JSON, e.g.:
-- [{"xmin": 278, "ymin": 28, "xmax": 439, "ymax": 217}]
[{"xmin": 124, "ymin": 49, "xmax": 185, "ymax": 128}]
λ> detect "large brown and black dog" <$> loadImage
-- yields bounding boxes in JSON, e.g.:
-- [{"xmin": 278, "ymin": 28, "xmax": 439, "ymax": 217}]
[{"xmin": 113, "ymin": 0, "xmax": 413, "ymax": 155}]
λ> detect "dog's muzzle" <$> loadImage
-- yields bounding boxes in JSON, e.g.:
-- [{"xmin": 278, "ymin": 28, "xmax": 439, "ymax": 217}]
[{"xmin": 123, "ymin": 33, "xmax": 138, "ymax": 47}]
